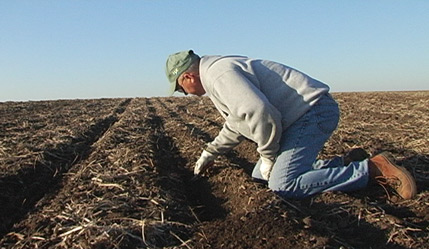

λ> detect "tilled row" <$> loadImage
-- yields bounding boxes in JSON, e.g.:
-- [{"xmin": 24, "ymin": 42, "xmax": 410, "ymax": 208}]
[
  {"xmin": 0, "ymin": 99, "xmax": 129, "ymax": 239},
  {"xmin": 1, "ymin": 98, "xmax": 197, "ymax": 248},
  {"xmin": 0, "ymin": 99, "xmax": 125, "ymax": 175}
]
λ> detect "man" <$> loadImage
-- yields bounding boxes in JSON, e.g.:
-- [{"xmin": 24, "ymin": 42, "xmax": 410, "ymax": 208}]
[{"xmin": 165, "ymin": 50, "xmax": 417, "ymax": 200}]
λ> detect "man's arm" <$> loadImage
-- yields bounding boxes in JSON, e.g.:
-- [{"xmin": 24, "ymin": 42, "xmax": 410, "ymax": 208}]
[
  {"xmin": 205, "ymin": 120, "xmax": 245, "ymax": 155},
  {"xmin": 211, "ymin": 69, "xmax": 282, "ymax": 160}
]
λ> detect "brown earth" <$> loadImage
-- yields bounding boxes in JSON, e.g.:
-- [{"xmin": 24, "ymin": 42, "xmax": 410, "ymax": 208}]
[{"xmin": 0, "ymin": 91, "xmax": 428, "ymax": 248}]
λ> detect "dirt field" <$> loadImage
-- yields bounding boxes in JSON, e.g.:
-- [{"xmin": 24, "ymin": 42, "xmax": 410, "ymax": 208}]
[{"xmin": 0, "ymin": 91, "xmax": 428, "ymax": 249}]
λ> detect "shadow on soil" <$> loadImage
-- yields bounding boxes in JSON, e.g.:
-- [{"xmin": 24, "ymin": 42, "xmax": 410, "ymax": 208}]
[
  {"xmin": 0, "ymin": 99, "xmax": 131, "ymax": 238},
  {"xmin": 399, "ymin": 154, "xmax": 429, "ymax": 192},
  {"xmin": 141, "ymin": 99, "xmax": 227, "ymax": 247},
  {"xmin": 162, "ymin": 102, "xmax": 229, "ymax": 220}
]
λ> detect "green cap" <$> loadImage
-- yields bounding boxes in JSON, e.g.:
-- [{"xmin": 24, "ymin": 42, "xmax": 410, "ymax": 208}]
[{"xmin": 165, "ymin": 50, "xmax": 199, "ymax": 95}]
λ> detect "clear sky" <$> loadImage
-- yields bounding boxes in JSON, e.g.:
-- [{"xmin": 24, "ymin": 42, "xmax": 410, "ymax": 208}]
[{"xmin": 1, "ymin": 1, "xmax": 428, "ymax": 101}]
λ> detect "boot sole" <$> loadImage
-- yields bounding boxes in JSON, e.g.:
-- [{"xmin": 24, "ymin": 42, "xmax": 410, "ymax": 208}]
[{"xmin": 379, "ymin": 152, "xmax": 417, "ymax": 199}]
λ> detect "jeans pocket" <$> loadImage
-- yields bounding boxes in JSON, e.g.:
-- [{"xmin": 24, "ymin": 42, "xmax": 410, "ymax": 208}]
[{"xmin": 315, "ymin": 104, "xmax": 339, "ymax": 134}]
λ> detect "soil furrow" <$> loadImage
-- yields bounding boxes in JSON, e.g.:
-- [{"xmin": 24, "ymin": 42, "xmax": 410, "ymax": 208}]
[
  {"xmin": 0, "ymin": 99, "xmax": 131, "ymax": 240},
  {"xmin": 143, "ymin": 98, "xmax": 199, "ymax": 223},
  {"xmin": 150, "ymin": 98, "xmax": 228, "ymax": 222},
  {"xmin": 2, "ymin": 98, "xmax": 199, "ymax": 248}
]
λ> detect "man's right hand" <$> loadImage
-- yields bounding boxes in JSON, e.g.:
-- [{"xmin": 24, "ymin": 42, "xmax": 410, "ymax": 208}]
[
  {"xmin": 194, "ymin": 150, "xmax": 216, "ymax": 175},
  {"xmin": 260, "ymin": 156, "xmax": 274, "ymax": 180}
]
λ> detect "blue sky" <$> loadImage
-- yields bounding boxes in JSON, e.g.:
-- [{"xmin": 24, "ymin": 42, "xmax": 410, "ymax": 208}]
[{"xmin": 1, "ymin": 1, "xmax": 428, "ymax": 101}]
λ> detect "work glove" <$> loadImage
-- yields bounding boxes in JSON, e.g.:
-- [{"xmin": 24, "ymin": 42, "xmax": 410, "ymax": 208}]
[
  {"xmin": 194, "ymin": 150, "xmax": 217, "ymax": 175},
  {"xmin": 260, "ymin": 157, "xmax": 274, "ymax": 180}
]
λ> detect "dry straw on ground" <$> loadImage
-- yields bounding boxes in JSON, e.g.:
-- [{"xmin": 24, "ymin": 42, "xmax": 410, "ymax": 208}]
[{"xmin": 0, "ymin": 91, "xmax": 428, "ymax": 248}]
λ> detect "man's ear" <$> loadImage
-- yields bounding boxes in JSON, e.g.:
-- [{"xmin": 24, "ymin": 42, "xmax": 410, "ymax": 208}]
[{"xmin": 183, "ymin": 72, "xmax": 195, "ymax": 84}]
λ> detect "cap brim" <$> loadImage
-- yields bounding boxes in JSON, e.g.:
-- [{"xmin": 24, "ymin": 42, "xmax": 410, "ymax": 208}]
[{"xmin": 168, "ymin": 80, "xmax": 177, "ymax": 96}]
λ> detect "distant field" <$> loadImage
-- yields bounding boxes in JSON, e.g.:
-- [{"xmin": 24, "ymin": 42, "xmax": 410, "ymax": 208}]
[{"xmin": 0, "ymin": 92, "xmax": 428, "ymax": 248}]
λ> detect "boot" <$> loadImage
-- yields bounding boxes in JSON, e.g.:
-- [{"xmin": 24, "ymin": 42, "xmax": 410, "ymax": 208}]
[
  {"xmin": 368, "ymin": 152, "xmax": 417, "ymax": 199},
  {"xmin": 343, "ymin": 148, "xmax": 370, "ymax": 165}
]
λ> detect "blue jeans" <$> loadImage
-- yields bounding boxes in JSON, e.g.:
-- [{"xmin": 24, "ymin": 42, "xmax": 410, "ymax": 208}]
[{"xmin": 252, "ymin": 94, "xmax": 369, "ymax": 199}]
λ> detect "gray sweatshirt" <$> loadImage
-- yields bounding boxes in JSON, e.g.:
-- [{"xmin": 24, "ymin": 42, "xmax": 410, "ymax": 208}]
[{"xmin": 200, "ymin": 55, "xmax": 329, "ymax": 160}]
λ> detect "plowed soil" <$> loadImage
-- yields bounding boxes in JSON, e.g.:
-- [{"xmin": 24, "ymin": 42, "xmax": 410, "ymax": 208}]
[{"xmin": 0, "ymin": 92, "xmax": 428, "ymax": 249}]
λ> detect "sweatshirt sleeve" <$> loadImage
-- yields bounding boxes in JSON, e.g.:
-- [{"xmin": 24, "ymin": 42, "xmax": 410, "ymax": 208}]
[
  {"xmin": 205, "ymin": 120, "xmax": 245, "ymax": 155},
  {"xmin": 209, "ymin": 69, "xmax": 282, "ymax": 160}
]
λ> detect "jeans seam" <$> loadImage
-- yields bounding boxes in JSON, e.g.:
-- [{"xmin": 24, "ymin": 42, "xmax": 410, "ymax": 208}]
[
  {"xmin": 300, "ymin": 169, "xmax": 366, "ymax": 190},
  {"xmin": 283, "ymin": 113, "xmax": 309, "ymax": 189}
]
